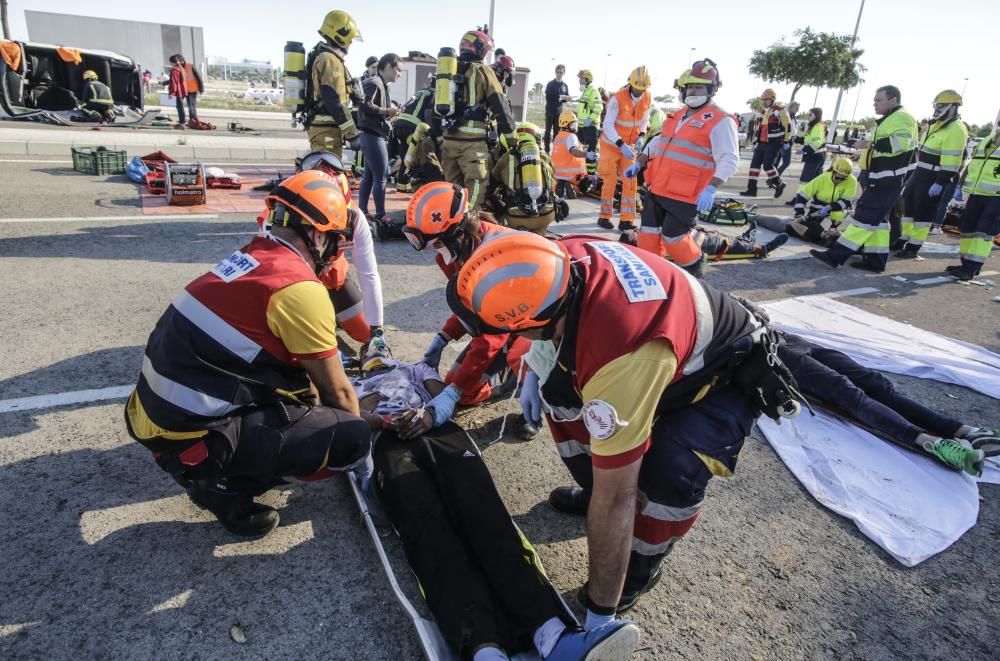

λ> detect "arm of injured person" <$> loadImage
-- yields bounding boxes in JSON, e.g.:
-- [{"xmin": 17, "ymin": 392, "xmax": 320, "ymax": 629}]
[{"xmin": 354, "ymin": 362, "xmax": 456, "ymax": 437}]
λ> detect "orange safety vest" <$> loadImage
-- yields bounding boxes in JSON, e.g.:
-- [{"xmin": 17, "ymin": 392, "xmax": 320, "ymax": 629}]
[
  {"xmin": 646, "ymin": 103, "xmax": 732, "ymax": 204},
  {"xmin": 183, "ymin": 63, "xmax": 200, "ymax": 94},
  {"xmin": 551, "ymin": 130, "xmax": 587, "ymax": 181},
  {"xmin": 600, "ymin": 87, "xmax": 651, "ymax": 150}
]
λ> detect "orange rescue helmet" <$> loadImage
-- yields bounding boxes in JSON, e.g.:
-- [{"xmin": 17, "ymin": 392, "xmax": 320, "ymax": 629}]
[
  {"xmin": 265, "ymin": 170, "xmax": 350, "ymax": 235},
  {"xmin": 404, "ymin": 182, "xmax": 469, "ymax": 251},
  {"xmin": 448, "ymin": 232, "xmax": 572, "ymax": 334}
]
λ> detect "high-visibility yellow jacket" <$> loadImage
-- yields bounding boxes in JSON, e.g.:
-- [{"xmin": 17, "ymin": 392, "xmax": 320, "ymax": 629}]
[
  {"xmin": 793, "ymin": 170, "xmax": 858, "ymax": 221},
  {"xmin": 802, "ymin": 122, "xmax": 825, "ymax": 156},
  {"xmin": 962, "ymin": 134, "xmax": 1000, "ymax": 197},
  {"xmin": 576, "ymin": 83, "xmax": 603, "ymax": 125},
  {"xmin": 914, "ymin": 119, "xmax": 968, "ymax": 183},
  {"xmin": 862, "ymin": 105, "xmax": 918, "ymax": 189}
]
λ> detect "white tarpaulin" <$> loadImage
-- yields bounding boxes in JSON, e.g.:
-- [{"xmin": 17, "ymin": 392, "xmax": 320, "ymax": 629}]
[
  {"xmin": 758, "ymin": 412, "xmax": 980, "ymax": 567},
  {"xmin": 754, "ymin": 296, "xmax": 1000, "ymax": 566},
  {"xmin": 762, "ymin": 296, "xmax": 1000, "ymax": 400}
]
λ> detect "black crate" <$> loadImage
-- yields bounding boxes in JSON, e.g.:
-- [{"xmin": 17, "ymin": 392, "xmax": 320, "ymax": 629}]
[{"xmin": 71, "ymin": 147, "xmax": 128, "ymax": 175}]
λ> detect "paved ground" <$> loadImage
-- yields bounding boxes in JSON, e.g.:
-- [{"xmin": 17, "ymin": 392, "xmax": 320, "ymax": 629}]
[{"xmin": 1, "ymin": 154, "xmax": 998, "ymax": 660}]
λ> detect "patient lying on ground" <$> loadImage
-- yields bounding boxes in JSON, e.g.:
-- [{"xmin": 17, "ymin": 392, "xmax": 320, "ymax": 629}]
[{"xmin": 351, "ymin": 349, "xmax": 638, "ymax": 661}]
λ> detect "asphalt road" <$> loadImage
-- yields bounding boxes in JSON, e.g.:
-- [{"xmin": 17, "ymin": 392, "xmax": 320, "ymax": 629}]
[{"xmin": 1, "ymin": 156, "xmax": 998, "ymax": 660}]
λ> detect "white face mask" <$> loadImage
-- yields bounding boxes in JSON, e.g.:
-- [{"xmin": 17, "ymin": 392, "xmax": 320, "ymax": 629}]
[
  {"xmin": 524, "ymin": 338, "xmax": 560, "ymax": 385},
  {"xmin": 579, "ymin": 83, "xmax": 587, "ymax": 92},
  {"xmin": 435, "ymin": 245, "xmax": 456, "ymax": 264},
  {"xmin": 685, "ymin": 95, "xmax": 708, "ymax": 109}
]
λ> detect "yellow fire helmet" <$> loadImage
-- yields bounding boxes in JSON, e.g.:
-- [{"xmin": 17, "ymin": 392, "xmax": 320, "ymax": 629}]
[
  {"xmin": 628, "ymin": 66, "xmax": 651, "ymax": 92},
  {"xmin": 577, "ymin": 69, "xmax": 593, "ymax": 84},
  {"xmin": 83, "ymin": 70, "xmax": 99, "ymax": 81},
  {"xmin": 933, "ymin": 89, "xmax": 963, "ymax": 106},
  {"xmin": 558, "ymin": 111, "xmax": 578, "ymax": 129},
  {"xmin": 831, "ymin": 157, "xmax": 853, "ymax": 178},
  {"xmin": 319, "ymin": 10, "xmax": 362, "ymax": 50}
]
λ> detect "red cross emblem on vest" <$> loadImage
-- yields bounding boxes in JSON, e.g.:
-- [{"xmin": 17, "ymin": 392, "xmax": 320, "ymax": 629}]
[{"xmin": 701, "ymin": 112, "xmax": 714, "ymax": 120}]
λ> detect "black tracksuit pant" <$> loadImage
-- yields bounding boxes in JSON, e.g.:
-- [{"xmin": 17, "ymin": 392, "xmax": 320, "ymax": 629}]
[
  {"xmin": 779, "ymin": 334, "xmax": 962, "ymax": 448},
  {"xmin": 373, "ymin": 423, "xmax": 571, "ymax": 658}
]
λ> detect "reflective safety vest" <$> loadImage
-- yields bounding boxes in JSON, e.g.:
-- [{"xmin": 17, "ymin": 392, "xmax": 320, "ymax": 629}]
[
  {"xmin": 759, "ymin": 104, "xmax": 790, "ymax": 143},
  {"xmin": 963, "ymin": 135, "xmax": 1000, "ymax": 197},
  {"xmin": 130, "ymin": 237, "xmax": 319, "ymax": 435},
  {"xmin": 862, "ymin": 105, "xmax": 918, "ymax": 188},
  {"xmin": 645, "ymin": 103, "xmax": 733, "ymax": 204},
  {"xmin": 182, "ymin": 63, "xmax": 200, "ymax": 94},
  {"xmin": 576, "ymin": 83, "xmax": 603, "ymax": 125},
  {"xmin": 83, "ymin": 80, "xmax": 113, "ymax": 106},
  {"xmin": 310, "ymin": 45, "xmax": 356, "ymax": 133},
  {"xmin": 802, "ymin": 122, "xmax": 825, "ymax": 155},
  {"xmin": 914, "ymin": 119, "xmax": 968, "ymax": 182},
  {"xmin": 795, "ymin": 171, "xmax": 858, "ymax": 221},
  {"xmin": 394, "ymin": 88, "xmax": 433, "ymax": 137},
  {"xmin": 552, "ymin": 130, "xmax": 587, "ymax": 180},
  {"xmin": 600, "ymin": 86, "xmax": 651, "ymax": 148}
]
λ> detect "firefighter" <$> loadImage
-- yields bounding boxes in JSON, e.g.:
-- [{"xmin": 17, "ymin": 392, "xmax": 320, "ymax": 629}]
[
  {"xmin": 447, "ymin": 232, "xmax": 801, "ymax": 618},
  {"xmin": 596, "ymin": 67, "xmax": 652, "ymax": 231},
  {"xmin": 627, "ymin": 60, "xmax": 739, "ymax": 277},
  {"xmin": 551, "ymin": 111, "xmax": 594, "ymax": 199},
  {"xmin": 492, "ymin": 54, "xmax": 516, "ymax": 93},
  {"xmin": 810, "ymin": 85, "xmax": 918, "ymax": 273},
  {"xmin": 437, "ymin": 29, "xmax": 517, "ymax": 210},
  {"xmin": 305, "ymin": 10, "xmax": 363, "ymax": 157},
  {"xmin": 392, "ymin": 79, "xmax": 436, "ymax": 191},
  {"xmin": 124, "ymin": 171, "xmax": 373, "ymax": 539},
  {"xmin": 894, "ymin": 90, "xmax": 969, "ymax": 258},
  {"xmin": 948, "ymin": 111, "xmax": 1000, "ymax": 281},
  {"xmin": 491, "ymin": 123, "xmax": 559, "ymax": 234},
  {"xmin": 576, "ymin": 69, "xmax": 604, "ymax": 178},
  {"xmin": 740, "ymin": 88, "xmax": 790, "ymax": 198},
  {"xmin": 79, "ymin": 70, "xmax": 115, "ymax": 122},
  {"xmin": 403, "ymin": 182, "xmax": 538, "ymax": 438}
]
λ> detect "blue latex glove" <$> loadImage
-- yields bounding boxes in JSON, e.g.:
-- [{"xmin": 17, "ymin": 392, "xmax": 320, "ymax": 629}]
[
  {"xmin": 422, "ymin": 332, "xmax": 448, "ymax": 370},
  {"xmin": 695, "ymin": 185, "xmax": 717, "ymax": 214},
  {"xmin": 818, "ymin": 205, "xmax": 831, "ymax": 217},
  {"xmin": 426, "ymin": 384, "xmax": 461, "ymax": 427},
  {"xmin": 953, "ymin": 187, "xmax": 964, "ymax": 201},
  {"xmin": 619, "ymin": 143, "xmax": 636, "ymax": 160},
  {"xmin": 782, "ymin": 143, "xmax": 791, "ymax": 151},
  {"xmin": 624, "ymin": 162, "xmax": 642, "ymax": 179},
  {"xmin": 581, "ymin": 118, "xmax": 594, "ymax": 128},
  {"xmin": 586, "ymin": 151, "xmax": 597, "ymax": 160},
  {"xmin": 928, "ymin": 183, "xmax": 943, "ymax": 197},
  {"xmin": 584, "ymin": 609, "xmax": 616, "ymax": 631},
  {"xmin": 519, "ymin": 371, "xmax": 542, "ymax": 426}
]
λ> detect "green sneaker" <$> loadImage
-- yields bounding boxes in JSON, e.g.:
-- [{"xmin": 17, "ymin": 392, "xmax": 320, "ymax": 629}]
[{"xmin": 924, "ymin": 439, "xmax": 985, "ymax": 477}]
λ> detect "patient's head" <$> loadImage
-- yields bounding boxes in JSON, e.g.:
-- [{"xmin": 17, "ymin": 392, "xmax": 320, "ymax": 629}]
[{"xmin": 361, "ymin": 346, "xmax": 398, "ymax": 374}]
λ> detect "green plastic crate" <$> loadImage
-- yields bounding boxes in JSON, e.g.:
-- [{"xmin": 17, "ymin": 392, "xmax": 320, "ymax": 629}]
[{"xmin": 71, "ymin": 146, "xmax": 127, "ymax": 175}]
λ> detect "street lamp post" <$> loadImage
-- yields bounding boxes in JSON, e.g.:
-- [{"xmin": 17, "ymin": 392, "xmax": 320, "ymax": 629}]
[
  {"xmin": 827, "ymin": 0, "xmax": 865, "ymax": 143},
  {"xmin": 961, "ymin": 77, "xmax": 969, "ymax": 97},
  {"xmin": 603, "ymin": 53, "xmax": 611, "ymax": 88},
  {"xmin": 687, "ymin": 47, "xmax": 696, "ymax": 67}
]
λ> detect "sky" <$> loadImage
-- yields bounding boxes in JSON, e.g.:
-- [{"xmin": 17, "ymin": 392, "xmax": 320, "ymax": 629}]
[{"xmin": 9, "ymin": 0, "xmax": 999, "ymax": 125}]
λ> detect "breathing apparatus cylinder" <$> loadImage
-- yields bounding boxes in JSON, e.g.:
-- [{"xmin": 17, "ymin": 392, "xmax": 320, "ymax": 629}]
[
  {"xmin": 404, "ymin": 122, "xmax": 430, "ymax": 170},
  {"xmin": 434, "ymin": 48, "xmax": 458, "ymax": 118},
  {"xmin": 517, "ymin": 135, "xmax": 544, "ymax": 213},
  {"xmin": 283, "ymin": 41, "xmax": 307, "ymax": 113}
]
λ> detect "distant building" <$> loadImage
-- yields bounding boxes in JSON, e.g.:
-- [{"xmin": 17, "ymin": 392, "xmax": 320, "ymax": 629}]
[{"xmin": 25, "ymin": 11, "xmax": 205, "ymax": 77}]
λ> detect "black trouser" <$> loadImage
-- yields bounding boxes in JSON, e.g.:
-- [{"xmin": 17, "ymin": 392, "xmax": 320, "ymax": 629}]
[
  {"xmin": 800, "ymin": 153, "xmax": 826, "ymax": 183},
  {"xmin": 373, "ymin": 423, "xmax": 570, "ymax": 657},
  {"xmin": 748, "ymin": 141, "xmax": 783, "ymax": 180},
  {"xmin": 577, "ymin": 125, "xmax": 599, "ymax": 175},
  {"xmin": 155, "ymin": 404, "xmax": 371, "ymax": 495},
  {"xmin": 779, "ymin": 334, "xmax": 961, "ymax": 448},
  {"xmin": 543, "ymin": 108, "xmax": 560, "ymax": 152},
  {"xmin": 777, "ymin": 142, "xmax": 793, "ymax": 175}
]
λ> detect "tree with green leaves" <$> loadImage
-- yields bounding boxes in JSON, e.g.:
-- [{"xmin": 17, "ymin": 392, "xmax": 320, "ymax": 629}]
[
  {"xmin": 748, "ymin": 27, "xmax": 865, "ymax": 104},
  {"xmin": 653, "ymin": 93, "xmax": 674, "ymax": 106}
]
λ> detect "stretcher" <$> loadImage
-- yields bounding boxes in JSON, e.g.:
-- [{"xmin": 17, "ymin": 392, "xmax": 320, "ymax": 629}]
[{"xmin": 346, "ymin": 429, "xmax": 579, "ymax": 661}]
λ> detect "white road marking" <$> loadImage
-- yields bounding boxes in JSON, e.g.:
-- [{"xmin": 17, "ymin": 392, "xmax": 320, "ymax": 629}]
[
  {"xmin": 0, "ymin": 385, "xmax": 133, "ymax": 414},
  {"xmin": 758, "ymin": 287, "xmax": 880, "ymax": 305},
  {"xmin": 913, "ymin": 270, "xmax": 997, "ymax": 286},
  {"xmin": 0, "ymin": 214, "xmax": 220, "ymax": 223}
]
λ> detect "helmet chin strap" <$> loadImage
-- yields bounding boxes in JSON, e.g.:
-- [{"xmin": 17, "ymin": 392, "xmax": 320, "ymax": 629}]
[{"xmin": 292, "ymin": 225, "xmax": 337, "ymax": 275}]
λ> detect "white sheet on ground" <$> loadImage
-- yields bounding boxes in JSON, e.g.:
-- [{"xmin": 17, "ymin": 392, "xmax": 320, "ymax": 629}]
[
  {"xmin": 762, "ymin": 296, "xmax": 1000, "ymax": 400},
  {"xmin": 758, "ymin": 411, "xmax": 980, "ymax": 567}
]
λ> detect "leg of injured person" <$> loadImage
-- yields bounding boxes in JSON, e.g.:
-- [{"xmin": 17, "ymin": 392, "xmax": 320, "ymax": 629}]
[{"xmin": 352, "ymin": 351, "xmax": 640, "ymax": 660}]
